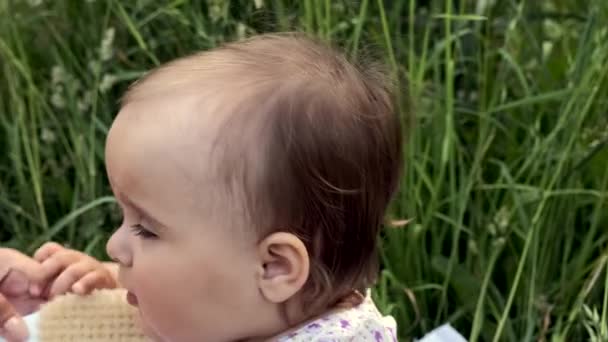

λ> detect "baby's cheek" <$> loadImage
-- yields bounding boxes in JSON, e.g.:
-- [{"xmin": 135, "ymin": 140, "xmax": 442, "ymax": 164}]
[{"xmin": 136, "ymin": 281, "xmax": 183, "ymax": 340}]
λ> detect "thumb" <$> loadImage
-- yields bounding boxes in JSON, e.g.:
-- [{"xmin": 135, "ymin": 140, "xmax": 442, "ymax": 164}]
[
  {"xmin": 0, "ymin": 269, "xmax": 29, "ymax": 297},
  {"xmin": 0, "ymin": 294, "xmax": 28, "ymax": 342},
  {"xmin": 1, "ymin": 249, "xmax": 46, "ymax": 285}
]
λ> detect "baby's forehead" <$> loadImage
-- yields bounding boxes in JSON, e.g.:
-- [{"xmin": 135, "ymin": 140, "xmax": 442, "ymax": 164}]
[
  {"xmin": 107, "ymin": 99, "xmax": 247, "ymax": 211},
  {"xmin": 111, "ymin": 83, "xmax": 267, "ymax": 192}
]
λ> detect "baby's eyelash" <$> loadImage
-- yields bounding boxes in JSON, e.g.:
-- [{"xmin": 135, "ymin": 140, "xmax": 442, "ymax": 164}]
[{"xmin": 130, "ymin": 224, "xmax": 158, "ymax": 239}]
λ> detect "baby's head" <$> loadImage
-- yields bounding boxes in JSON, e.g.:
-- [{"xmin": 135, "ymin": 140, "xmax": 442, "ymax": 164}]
[{"xmin": 105, "ymin": 33, "xmax": 403, "ymax": 341}]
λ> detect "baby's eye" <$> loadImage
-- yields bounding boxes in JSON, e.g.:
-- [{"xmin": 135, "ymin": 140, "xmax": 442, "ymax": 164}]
[{"xmin": 130, "ymin": 224, "xmax": 158, "ymax": 239}]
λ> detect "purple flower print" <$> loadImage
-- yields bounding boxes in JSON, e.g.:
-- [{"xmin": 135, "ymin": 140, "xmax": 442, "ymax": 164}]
[{"xmin": 307, "ymin": 323, "xmax": 322, "ymax": 329}]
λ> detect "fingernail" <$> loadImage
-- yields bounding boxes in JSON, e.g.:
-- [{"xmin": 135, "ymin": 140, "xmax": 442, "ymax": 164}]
[
  {"xmin": 30, "ymin": 284, "xmax": 40, "ymax": 297},
  {"xmin": 3, "ymin": 317, "xmax": 29, "ymax": 341}
]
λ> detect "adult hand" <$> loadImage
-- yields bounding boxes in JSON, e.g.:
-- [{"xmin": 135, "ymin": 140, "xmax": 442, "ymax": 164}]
[
  {"xmin": 33, "ymin": 242, "xmax": 118, "ymax": 298},
  {"xmin": 0, "ymin": 248, "xmax": 47, "ymax": 342}
]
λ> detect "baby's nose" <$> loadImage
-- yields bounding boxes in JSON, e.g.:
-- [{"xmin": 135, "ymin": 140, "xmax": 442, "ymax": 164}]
[{"xmin": 106, "ymin": 226, "xmax": 133, "ymax": 267}]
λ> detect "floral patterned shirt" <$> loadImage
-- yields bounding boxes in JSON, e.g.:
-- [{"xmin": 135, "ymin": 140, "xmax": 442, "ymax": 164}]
[{"xmin": 276, "ymin": 292, "xmax": 398, "ymax": 341}]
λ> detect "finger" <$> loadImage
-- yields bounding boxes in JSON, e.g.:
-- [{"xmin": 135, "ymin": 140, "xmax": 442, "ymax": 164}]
[
  {"xmin": 0, "ymin": 250, "xmax": 44, "ymax": 284},
  {"xmin": 0, "ymin": 318, "xmax": 29, "ymax": 342},
  {"xmin": 47, "ymin": 261, "xmax": 93, "ymax": 298},
  {"xmin": 0, "ymin": 294, "xmax": 28, "ymax": 341},
  {"xmin": 102, "ymin": 262, "xmax": 119, "ymax": 284},
  {"xmin": 38, "ymin": 250, "xmax": 81, "ymax": 282},
  {"xmin": 0, "ymin": 293, "xmax": 17, "ymax": 325},
  {"xmin": 32, "ymin": 250, "xmax": 81, "ymax": 297},
  {"xmin": 0, "ymin": 250, "xmax": 46, "ymax": 297},
  {"xmin": 0, "ymin": 270, "xmax": 29, "ymax": 297},
  {"xmin": 33, "ymin": 242, "xmax": 64, "ymax": 263},
  {"xmin": 73, "ymin": 270, "xmax": 116, "ymax": 295}
]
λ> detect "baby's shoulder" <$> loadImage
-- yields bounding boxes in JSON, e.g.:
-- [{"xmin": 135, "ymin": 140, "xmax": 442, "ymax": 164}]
[{"xmin": 278, "ymin": 293, "xmax": 398, "ymax": 342}]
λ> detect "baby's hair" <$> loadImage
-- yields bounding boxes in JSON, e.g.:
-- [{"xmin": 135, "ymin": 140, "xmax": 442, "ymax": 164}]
[{"xmin": 121, "ymin": 33, "xmax": 405, "ymax": 318}]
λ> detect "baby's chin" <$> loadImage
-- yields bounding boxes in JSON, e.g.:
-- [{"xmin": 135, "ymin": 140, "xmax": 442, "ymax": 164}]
[{"xmin": 134, "ymin": 307, "xmax": 165, "ymax": 342}]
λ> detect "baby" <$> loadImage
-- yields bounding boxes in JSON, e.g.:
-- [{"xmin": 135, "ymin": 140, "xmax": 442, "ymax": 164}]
[{"xmin": 2, "ymin": 32, "xmax": 404, "ymax": 341}]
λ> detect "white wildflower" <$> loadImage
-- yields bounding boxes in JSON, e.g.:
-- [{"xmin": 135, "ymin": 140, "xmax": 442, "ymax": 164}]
[
  {"xmin": 507, "ymin": 18, "xmax": 517, "ymax": 32},
  {"xmin": 335, "ymin": 21, "xmax": 349, "ymax": 32},
  {"xmin": 541, "ymin": 1, "xmax": 556, "ymax": 12},
  {"xmin": 148, "ymin": 38, "xmax": 158, "ymax": 49},
  {"xmin": 253, "ymin": 0, "xmax": 264, "ymax": 9},
  {"xmin": 207, "ymin": 0, "xmax": 223, "ymax": 22},
  {"xmin": 50, "ymin": 91, "xmax": 65, "ymax": 109},
  {"xmin": 88, "ymin": 60, "xmax": 101, "ymax": 74},
  {"xmin": 210, "ymin": 5, "xmax": 222, "ymax": 22},
  {"xmin": 542, "ymin": 41, "xmax": 553, "ymax": 60},
  {"xmin": 236, "ymin": 23, "xmax": 247, "ymax": 39},
  {"xmin": 41, "ymin": 128, "xmax": 57, "ymax": 143},
  {"xmin": 467, "ymin": 239, "xmax": 479, "ymax": 255},
  {"xmin": 71, "ymin": 77, "xmax": 82, "ymax": 93},
  {"xmin": 77, "ymin": 91, "xmax": 93, "ymax": 112},
  {"xmin": 410, "ymin": 223, "xmax": 424, "ymax": 237},
  {"xmin": 100, "ymin": 27, "xmax": 116, "ymax": 61},
  {"xmin": 590, "ymin": 139, "xmax": 601, "ymax": 149},
  {"xmin": 495, "ymin": 206, "xmax": 510, "ymax": 233},
  {"xmin": 333, "ymin": 2, "xmax": 345, "ymax": 13},
  {"xmin": 469, "ymin": 91, "xmax": 478, "ymax": 102},
  {"xmin": 51, "ymin": 65, "xmax": 65, "ymax": 86},
  {"xmin": 77, "ymin": 99, "xmax": 88, "ymax": 112},
  {"xmin": 487, "ymin": 222, "xmax": 497, "ymax": 236},
  {"xmin": 543, "ymin": 19, "xmax": 563, "ymax": 40},
  {"xmin": 28, "ymin": 0, "xmax": 43, "ymax": 7},
  {"xmin": 475, "ymin": 0, "xmax": 496, "ymax": 15},
  {"xmin": 581, "ymin": 128, "xmax": 592, "ymax": 141},
  {"xmin": 492, "ymin": 237, "xmax": 506, "ymax": 249},
  {"xmin": 99, "ymin": 74, "xmax": 118, "ymax": 92}
]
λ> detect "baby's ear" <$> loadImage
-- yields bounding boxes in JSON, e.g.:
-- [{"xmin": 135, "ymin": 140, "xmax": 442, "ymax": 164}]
[{"xmin": 256, "ymin": 232, "xmax": 310, "ymax": 303}]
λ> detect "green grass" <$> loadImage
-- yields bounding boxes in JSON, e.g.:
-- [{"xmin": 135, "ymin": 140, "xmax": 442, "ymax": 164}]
[{"xmin": 1, "ymin": 0, "xmax": 607, "ymax": 340}]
